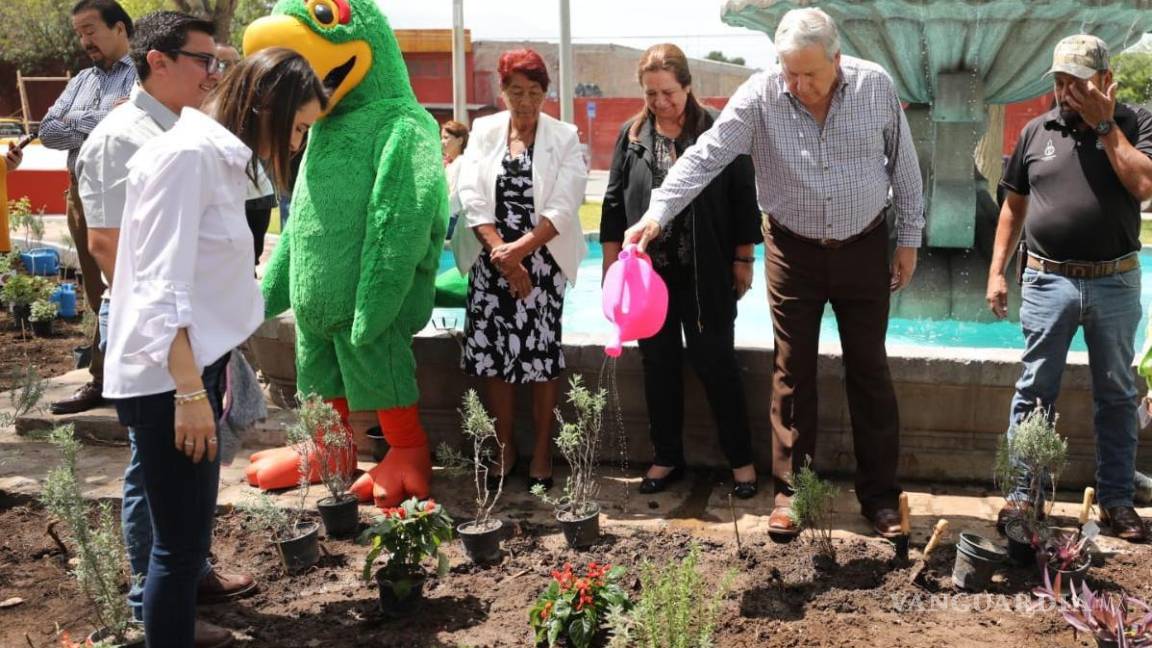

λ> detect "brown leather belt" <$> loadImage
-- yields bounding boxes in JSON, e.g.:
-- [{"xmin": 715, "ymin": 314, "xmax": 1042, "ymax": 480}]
[
  {"xmin": 768, "ymin": 212, "xmax": 886, "ymax": 249},
  {"xmin": 1026, "ymin": 253, "xmax": 1139, "ymax": 279}
]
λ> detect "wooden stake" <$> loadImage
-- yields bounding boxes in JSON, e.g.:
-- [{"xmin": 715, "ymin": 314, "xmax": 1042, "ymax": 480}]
[
  {"xmin": 728, "ymin": 493, "xmax": 743, "ymax": 554},
  {"xmin": 924, "ymin": 519, "xmax": 949, "ymax": 557},
  {"xmin": 1079, "ymin": 487, "xmax": 1095, "ymax": 525},
  {"xmin": 898, "ymin": 492, "xmax": 912, "ymax": 535}
]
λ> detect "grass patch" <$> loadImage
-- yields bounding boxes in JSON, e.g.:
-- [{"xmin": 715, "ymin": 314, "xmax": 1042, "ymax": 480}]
[
  {"xmin": 1141, "ymin": 217, "xmax": 1152, "ymax": 245},
  {"xmin": 580, "ymin": 201, "xmax": 602, "ymax": 234}
]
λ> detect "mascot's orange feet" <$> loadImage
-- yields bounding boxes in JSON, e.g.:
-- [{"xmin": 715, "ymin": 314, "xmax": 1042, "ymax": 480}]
[
  {"xmin": 349, "ymin": 405, "xmax": 431, "ymax": 508},
  {"xmin": 246, "ymin": 397, "xmax": 356, "ymax": 491}
]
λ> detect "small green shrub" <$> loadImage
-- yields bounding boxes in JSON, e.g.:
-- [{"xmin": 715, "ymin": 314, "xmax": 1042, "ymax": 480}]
[
  {"xmin": 29, "ymin": 298, "xmax": 57, "ymax": 322},
  {"xmin": 788, "ymin": 457, "xmax": 839, "ymax": 558}
]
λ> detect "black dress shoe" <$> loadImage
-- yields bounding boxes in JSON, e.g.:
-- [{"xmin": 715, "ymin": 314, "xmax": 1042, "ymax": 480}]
[
  {"xmin": 732, "ymin": 479, "xmax": 758, "ymax": 499},
  {"xmin": 527, "ymin": 475, "xmax": 554, "ymax": 492},
  {"xmin": 50, "ymin": 381, "xmax": 106, "ymax": 415},
  {"xmin": 638, "ymin": 465, "xmax": 684, "ymax": 494}
]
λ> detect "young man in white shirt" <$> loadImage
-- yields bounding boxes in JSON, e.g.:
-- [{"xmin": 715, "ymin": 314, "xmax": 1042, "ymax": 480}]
[{"xmin": 76, "ymin": 12, "xmax": 247, "ymax": 646}]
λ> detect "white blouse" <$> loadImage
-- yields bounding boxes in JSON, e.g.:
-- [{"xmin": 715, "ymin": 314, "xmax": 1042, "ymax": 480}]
[{"xmin": 103, "ymin": 108, "xmax": 265, "ymax": 399}]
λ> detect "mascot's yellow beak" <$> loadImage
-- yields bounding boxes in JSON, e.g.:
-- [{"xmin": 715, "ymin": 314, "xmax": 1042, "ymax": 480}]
[{"xmin": 243, "ymin": 14, "xmax": 371, "ymax": 114}]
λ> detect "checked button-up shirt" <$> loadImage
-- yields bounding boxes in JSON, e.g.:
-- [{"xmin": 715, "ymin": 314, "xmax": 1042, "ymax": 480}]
[{"xmin": 648, "ymin": 55, "xmax": 925, "ymax": 248}]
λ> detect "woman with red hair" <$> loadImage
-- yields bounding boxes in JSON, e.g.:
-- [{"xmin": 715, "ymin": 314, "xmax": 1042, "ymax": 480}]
[{"xmin": 451, "ymin": 48, "xmax": 588, "ymax": 490}]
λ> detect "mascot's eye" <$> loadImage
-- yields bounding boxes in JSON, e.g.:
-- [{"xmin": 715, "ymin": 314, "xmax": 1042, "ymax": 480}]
[{"xmin": 312, "ymin": 2, "xmax": 335, "ymax": 25}]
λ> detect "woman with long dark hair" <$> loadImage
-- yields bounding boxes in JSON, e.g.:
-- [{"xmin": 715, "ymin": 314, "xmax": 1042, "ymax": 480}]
[
  {"xmin": 103, "ymin": 47, "xmax": 326, "ymax": 646},
  {"xmin": 600, "ymin": 44, "xmax": 762, "ymax": 497}
]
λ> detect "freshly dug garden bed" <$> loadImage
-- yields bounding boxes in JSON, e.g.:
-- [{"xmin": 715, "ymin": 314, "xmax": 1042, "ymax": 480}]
[{"xmin": 2, "ymin": 492, "xmax": 1150, "ymax": 647}]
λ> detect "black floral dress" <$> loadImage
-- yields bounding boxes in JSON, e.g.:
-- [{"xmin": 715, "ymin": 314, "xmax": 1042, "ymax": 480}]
[{"xmin": 463, "ymin": 146, "xmax": 567, "ymax": 383}]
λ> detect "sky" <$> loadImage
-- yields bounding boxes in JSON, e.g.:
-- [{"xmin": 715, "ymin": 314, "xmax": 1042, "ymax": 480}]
[{"xmin": 376, "ymin": 0, "xmax": 778, "ymax": 70}]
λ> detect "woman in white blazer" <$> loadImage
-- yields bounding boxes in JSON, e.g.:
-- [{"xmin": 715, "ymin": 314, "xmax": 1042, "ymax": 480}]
[{"xmin": 451, "ymin": 48, "xmax": 588, "ymax": 490}]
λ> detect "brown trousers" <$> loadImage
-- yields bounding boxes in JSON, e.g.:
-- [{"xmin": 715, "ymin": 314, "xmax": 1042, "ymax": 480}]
[
  {"xmin": 765, "ymin": 218, "xmax": 901, "ymax": 514},
  {"xmin": 66, "ymin": 174, "xmax": 106, "ymax": 385}
]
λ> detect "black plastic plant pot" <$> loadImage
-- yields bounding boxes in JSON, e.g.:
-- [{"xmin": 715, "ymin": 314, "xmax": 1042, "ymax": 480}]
[
  {"xmin": 1044, "ymin": 557, "xmax": 1091, "ymax": 597},
  {"xmin": 31, "ymin": 319, "xmax": 52, "ymax": 337},
  {"xmin": 374, "ymin": 567, "xmax": 427, "ymax": 618},
  {"xmin": 958, "ymin": 532, "xmax": 1009, "ymax": 564},
  {"xmin": 11, "ymin": 303, "xmax": 30, "ymax": 329},
  {"xmin": 952, "ymin": 543, "xmax": 998, "ymax": 591},
  {"xmin": 1003, "ymin": 518, "xmax": 1036, "ymax": 567},
  {"xmin": 365, "ymin": 426, "xmax": 388, "ymax": 463},
  {"xmin": 317, "ymin": 494, "xmax": 359, "ymax": 539},
  {"xmin": 1097, "ymin": 639, "xmax": 1119, "ymax": 648},
  {"xmin": 275, "ymin": 521, "xmax": 320, "ymax": 574},
  {"xmin": 458, "ymin": 518, "xmax": 503, "ymax": 563},
  {"xmin": 73, "ymin": 344, "xmax": 92, "ymax": 369},
  {"xmin": 557, "ymin": 502, "xmax": 601, "ymax": 549},
  {"xmin": 88, "ymin": 626, "xmax": 146, "ymax": 647}
]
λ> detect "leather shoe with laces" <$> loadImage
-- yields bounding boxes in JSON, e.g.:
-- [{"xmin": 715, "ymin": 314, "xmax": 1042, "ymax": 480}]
[
  {"xmin": 1101, "ymin": 506, "xmax": 1148, "ymax": 543},
  {"xmin": 49, "ymin": 381, "xmax": 106, "ymax": 415},
  {"xmin": 197, "ymin": 569, "xmax": 256, "ymax": 605}
]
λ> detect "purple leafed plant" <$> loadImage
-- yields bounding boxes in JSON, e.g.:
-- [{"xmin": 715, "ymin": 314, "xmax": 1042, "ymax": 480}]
[{"xmin": 1033, "ymin": 569, "xmax": 1152, "ymax": 647}]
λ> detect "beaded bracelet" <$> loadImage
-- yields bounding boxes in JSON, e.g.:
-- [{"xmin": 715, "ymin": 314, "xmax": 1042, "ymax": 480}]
[{"xmin": 174, "ymin": 389, "xmax": 208, "ymax": 406}]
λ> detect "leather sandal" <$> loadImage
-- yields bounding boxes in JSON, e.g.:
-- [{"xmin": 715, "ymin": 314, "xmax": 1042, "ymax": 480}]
[{"xmin": 768, "ymin": 506, "xmax": 799, "ymax": 536}]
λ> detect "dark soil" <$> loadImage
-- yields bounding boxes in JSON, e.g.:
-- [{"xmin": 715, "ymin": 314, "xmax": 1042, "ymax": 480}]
[
  {"xmin": 2, "ymin": 493, "xmax": 1150, "ymax": 648},
  {"xmin": 0, "ymin": 272, "xmax": 89, "ymax": 393}
]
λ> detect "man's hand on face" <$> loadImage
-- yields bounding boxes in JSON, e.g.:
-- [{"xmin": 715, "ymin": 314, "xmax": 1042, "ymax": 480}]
[{"xmin": 1064, "ymin": 78, "xmax": 1117, "ymax": 129}]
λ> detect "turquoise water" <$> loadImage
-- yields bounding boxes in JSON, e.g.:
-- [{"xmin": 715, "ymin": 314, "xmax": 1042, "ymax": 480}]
[{"xmin": 434, "ymin": 244, "xmax": 1152, "ymax": 352}]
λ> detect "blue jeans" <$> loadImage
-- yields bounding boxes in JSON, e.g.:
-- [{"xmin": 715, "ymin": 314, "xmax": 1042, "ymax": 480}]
[
  {"xmin": 98, "ymin": 298, "xmax": 109, "ymax": 351},
  {"xmin": 1007, "ymin": 266, "xmax": 1142, "ymax": 509},
  {"xmin": 115, "ymin": 354, "xmax": 228, "ymax": 646}
]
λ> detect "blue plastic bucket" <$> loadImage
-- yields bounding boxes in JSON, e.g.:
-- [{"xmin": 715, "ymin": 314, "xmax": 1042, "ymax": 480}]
[
  {"xmin": 51, "ymin": 283, "xmax": 78, "ymax": 318},
  {"xmin": 20, "ymin": 248, "xmax": 60, "ymax": 276}
]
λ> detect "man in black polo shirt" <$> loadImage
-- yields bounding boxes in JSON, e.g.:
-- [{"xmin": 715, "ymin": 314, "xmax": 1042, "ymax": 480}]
[{"xmin": 986, "ymin": 34, "xmax": 1152, "ymax": 542}]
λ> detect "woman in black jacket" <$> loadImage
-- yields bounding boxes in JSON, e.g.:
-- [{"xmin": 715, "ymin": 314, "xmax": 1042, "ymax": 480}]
[{"xmin": 599, "ymin": 43, "xmax": 762, "ymax": 497}]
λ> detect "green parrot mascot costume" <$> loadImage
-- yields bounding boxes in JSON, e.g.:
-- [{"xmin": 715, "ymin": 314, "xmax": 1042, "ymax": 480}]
[{"xmin": 242, "ymin": 0, "xmax": 447, "ymax": 507}]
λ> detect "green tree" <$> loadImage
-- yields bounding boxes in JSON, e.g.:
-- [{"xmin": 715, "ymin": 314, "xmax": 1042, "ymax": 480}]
[
  {"xmin": 0, "ymin": 0, "xmax": 268, "ymax": 74},
  {"xmin": 703, "ymin": 50, "xmax": 745, "ymax": 66},
  {"xmin": 1113, "ymin": 52, "xmax": 1152, "ymax": 106}
]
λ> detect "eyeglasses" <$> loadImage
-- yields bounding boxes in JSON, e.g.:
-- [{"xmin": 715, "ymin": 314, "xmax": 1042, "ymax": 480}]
[{"xmin": 167, "ymin": 49, "xmax": 226, "ymax": 75}]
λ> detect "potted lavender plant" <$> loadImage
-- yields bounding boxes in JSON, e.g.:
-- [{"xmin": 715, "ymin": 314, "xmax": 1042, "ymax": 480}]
[
  {"xmin": 439, "ymin": 389, "xmax": 506, "ymax": 563},
  {"xmin": 532, "ymin": 376, "xmax": 606, "ymax": 549}
]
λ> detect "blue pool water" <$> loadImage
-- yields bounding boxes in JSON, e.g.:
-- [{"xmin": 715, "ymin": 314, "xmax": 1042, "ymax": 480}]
[{"xmin": 433, "ymin": 244, "xmax": 1152, "ymax": 352}]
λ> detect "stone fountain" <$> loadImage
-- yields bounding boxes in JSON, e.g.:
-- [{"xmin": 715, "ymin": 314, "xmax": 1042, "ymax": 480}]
[{"xmin": 722, "ymin": 0, "xmax": 1152, "ymax": 320}]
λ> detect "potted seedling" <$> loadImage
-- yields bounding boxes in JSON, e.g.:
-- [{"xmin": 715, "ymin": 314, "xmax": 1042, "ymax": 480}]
[
  {"xmin": 1034, "ymin": 573, "xmax": 1152, "ymax": 647},
  {"xmin": 294, "ymin": 393, "xmax": 358, "ymax": 538},
  {"xmin": 787, "ymin": 457, "xmax": 839, "ymax": 570},
  {"xmin": 40, "ymin": 425, "xmax": 143, "ymax": 647},
  {"xmin": 29, "ymin": 298, "xmax": 57, "ymax": 337},
  {"xmin": 239, "ymin": 491, "xmax": 320, "ymax": 574},
  {"xmin": 530, "ymin": 561, "xmax": 631, "ymax": 648},
  {"xmin": 359, "ymin": 497, "xmax": 453, "ymax": 617},
  {"xmin": 995, "ymin": 404, "xmax": 1068, "ymax": 565},
  {"xmin": 438, "ymin": 389, "xmax": 506, "ymax": 563},
  {"xmin": 1039, "ymin": 521, "xmax": 1099, "ymax": 595},
  {"xmin": 2, "ymin": 273, "xmax": 52, "ymax": 329},
  {"xmin": 532, "ymin": 376, "xmax": 607, "ymax": 549}
]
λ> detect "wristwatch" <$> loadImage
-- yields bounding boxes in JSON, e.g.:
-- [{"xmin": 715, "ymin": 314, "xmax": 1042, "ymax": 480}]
[{"xmin": 1095, "ymin": 119, "xmax": 1114, "ymax": 137}]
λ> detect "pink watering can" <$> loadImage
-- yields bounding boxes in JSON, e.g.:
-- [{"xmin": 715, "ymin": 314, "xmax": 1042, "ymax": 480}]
[{"xmin": 602, "ymin": 244, "xmax": 669, "ymax": 357}]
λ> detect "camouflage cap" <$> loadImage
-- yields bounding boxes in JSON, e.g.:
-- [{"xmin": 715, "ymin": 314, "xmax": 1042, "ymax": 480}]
[{"xmin": 1047, "ymin": 34, "xmax": 1110, "ymax": 79}]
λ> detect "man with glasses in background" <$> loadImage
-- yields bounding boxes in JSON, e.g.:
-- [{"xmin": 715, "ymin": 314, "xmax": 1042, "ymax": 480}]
[
  {"xmin": 40, "ymin": 0, "xmax": 136, "ymax": 416},
  {"xmin": 76, "ymin": 12, "xmax": 252, "ymax": 646}
]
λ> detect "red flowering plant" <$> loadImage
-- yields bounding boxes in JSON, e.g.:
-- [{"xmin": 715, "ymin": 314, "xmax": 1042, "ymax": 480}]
[
  {"xmin": 529, "ymin": 561, "xmax": 631, "ymax": 648},
  {"xmin": 359, "ymin": 497, "xmax": 453, "ymax": 595}
]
